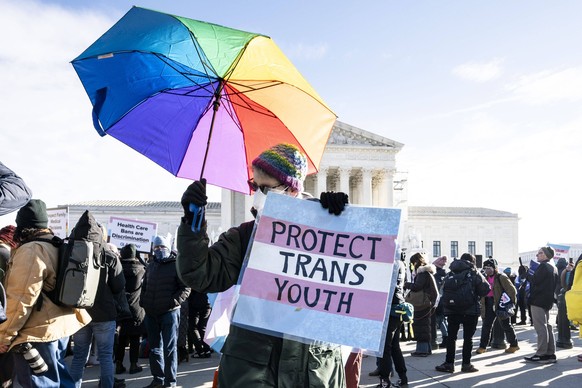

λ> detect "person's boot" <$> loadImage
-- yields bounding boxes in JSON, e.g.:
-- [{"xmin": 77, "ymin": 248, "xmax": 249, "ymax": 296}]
[
  {"xmin": 115, "ymin": 361, "xmax": 126, "ymax": 374},
  {"xmin": 376, "ymin": 378, "xmax": 390, "ymax": 388},
  {"xmin": 129, "ymin": 362, "xmax": 143, "ymax": 374}
]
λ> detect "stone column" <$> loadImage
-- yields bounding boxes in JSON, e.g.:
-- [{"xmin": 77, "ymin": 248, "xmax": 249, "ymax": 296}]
[
  {"xmin": 384, "ymin": 169, "xmax": 395, "ymax": 207},
  {"xmin": 362, "ymin": 168, "xmax": 373, "ymax": 206},
  {"xmin": 338, "ymin": 167, "xmax": 351, "ymax": 195},
  {"xmin": 315, "ymin": 168, "xmax": 328, "ymax": 195}
]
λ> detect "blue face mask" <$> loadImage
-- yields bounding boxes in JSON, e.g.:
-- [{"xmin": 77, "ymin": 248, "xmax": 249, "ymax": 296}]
[{"xmin": 153, "ymin": 247, "xmax": 171, "ymax": 261}]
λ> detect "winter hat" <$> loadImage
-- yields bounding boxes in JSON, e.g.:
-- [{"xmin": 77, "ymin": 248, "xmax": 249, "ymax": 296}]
[
  {"xmin": 432, "ymin": 255, "xmax": 448, "ymax": 269},
  {"xmin": 503, "ymin": 267, "xmax": 512, "ymax": 275},
  {"xmin": 153, "ymin": 235, "xmax": 170, "ymax": 249},
  {"xmin": 0, "ymin": 225, "xmax": 17, "ymax": 249},
  {"xmin": 541, "ymin": 246, "xmax": 555, "ymax": 259},
  {"xmin": 251, "ymin": 143, "xmax": 308, "ymax": 192},
  {"xmin": 15, "ymin": 199, "xmax": 48, "ymax": 230},
  {"xmin": 483, "ymin": 258, "xmax": 498, "ymax": 269},
  {"xmin": 120, "ymin": 244, "xmax": 137, "ymax": 259}
]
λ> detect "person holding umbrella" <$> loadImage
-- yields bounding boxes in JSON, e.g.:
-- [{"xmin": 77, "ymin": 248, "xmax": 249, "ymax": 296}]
[{"xmin": 177, "ymin": 143, "xmax": 349, "ymax": 388}]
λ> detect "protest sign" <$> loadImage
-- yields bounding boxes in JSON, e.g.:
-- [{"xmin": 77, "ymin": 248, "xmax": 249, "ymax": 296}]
[
  {"xmin": 547, "ymin": 243, "xmax": 570, "ymax": 262},
  {"xmin": 232, "ymin": 194, "xmax": 401, "ymax": 354},
  {"xmin": 47, "ymin": 207, "xmax": 69, "ymax": 239},
  {"xmin": 108, "ymin": 216, "xmax": 157, "ymax": 252}
]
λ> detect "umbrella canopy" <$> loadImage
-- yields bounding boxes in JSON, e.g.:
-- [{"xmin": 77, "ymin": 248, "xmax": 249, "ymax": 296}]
[{"xmin": 72, "ymin": 6, "xmax": 336, "ymax": 194}]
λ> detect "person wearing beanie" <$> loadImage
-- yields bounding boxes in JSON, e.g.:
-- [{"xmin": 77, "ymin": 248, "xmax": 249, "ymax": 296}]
[
  {"xmin": 176, "ymin": 143, "xmax": 350, "ymax": 387},
  {"xmin": 432, "ymin": 256, "xmax": 449, "ymax": 349},
  {"xmin": 435, "ymin": 253, "xmax": 490, "ymax": 374},
  {"xmin": 0, "ymin": 161, "xmax": 32, "ymax": 216},
  {"xmin": 0, "ymin": 200, "xmax": 91, "ymax": 387},
  {"xmin": 520, "ymin": 247, "xmax": 559, "ymax": 363},
  {"xmin": 115, "ymin": 244, "xmax": 146, "ymax": 375},
  {"xmin": 140, "ymin": 236, "xmax": 190, "ymax": 388},
  {"xmin": 476, "ymin": 259, "xmax": 519, "ymax": 355}
]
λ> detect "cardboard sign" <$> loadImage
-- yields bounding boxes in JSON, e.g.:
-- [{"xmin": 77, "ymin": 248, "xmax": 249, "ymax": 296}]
[
  {"xmin": 108, "ymin": 216, "xmax": 157, "ymax": 252},
  {"xmin": 232, "ymin": 194, "xmax": 401, "ymax": 353}
]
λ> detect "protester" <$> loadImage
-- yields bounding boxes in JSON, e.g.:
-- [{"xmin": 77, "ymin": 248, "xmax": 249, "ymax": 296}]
[
  {"xmin": 0, "ymin": 225, "xmax": 17, "ymax": 387},
  {"xmin": 0, "ymin": 161, "xmax": 32, "ymax": 216},
  {"xmin": 560, "ymin": 255, "xmax": 581, "ymax": 353},
  {"xmin": 404, "ymin": 252, "xmax": 438, "ymax": 357},
  {"xmin": 503, "ymin": 267, "xmax": 518, "ymax": 324},
  {"xmin": 115, "ymin": 244, "xmax": 146, "ymax": 375},
  {"xmin": 70, "ymin": 240, "xmax": 126, "ymax": 388},
  {"xmin": 520, "ymin": 246, "xmax": 559, "ymax": 363},
  {"xmin": 476, "ymin": 258, "xmax": 519, "ymax": 355},
  {"xmin": 141, "ymin": 235, "xmax": 191, "ymax": 388},
  {"xmin": 515, "ymin": 271, "xmax": 531, "ymax": 325},
  {"xmin": 432, "ymin": 255, "xmax": 449, "ymax": 348},
  {"xmin": 435, "ymin": 253, "xmax": 490, "ymax": 373},
  {"xmin": 176, "ymin": 143, "xmax": 349, "ymax": 387},
  {"xmin": 0, "ymin": 200, "xmax": 91, "ymax": 387},
  {"xmin": 376, "ymin": 259, "xmax": 408, "ymax": 388},
  {"xmin": 555, "ymin": 257, "xmax": 573, "ymax": 348}
]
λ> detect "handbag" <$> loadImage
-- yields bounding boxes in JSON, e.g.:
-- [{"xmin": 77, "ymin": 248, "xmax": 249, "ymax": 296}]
[
  {"xmin": 405, "ymin": 289, "xmax": 431, "ymax": 310},
  {"xmin": 496, "ymin": 291, "xmax": 515, "ymax": 320}
]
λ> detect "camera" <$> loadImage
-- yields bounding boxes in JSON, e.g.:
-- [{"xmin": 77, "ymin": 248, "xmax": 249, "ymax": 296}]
[{"xmin": 15, "ymin": 342, "xmax": 48, "ymax": 374}]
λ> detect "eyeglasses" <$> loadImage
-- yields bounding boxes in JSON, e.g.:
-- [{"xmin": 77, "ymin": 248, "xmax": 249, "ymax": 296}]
[{"xmin": 247, "ymin": 178, "xmax": 288, "ymax": 194}]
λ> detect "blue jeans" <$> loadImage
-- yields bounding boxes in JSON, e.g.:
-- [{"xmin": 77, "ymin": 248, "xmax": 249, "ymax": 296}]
[
  {"xmin": 12, "ymin": 337, "xmax": 75, "ymax": 388},
  {"xmin": 145, "ymin": 309, "xmax": 180, "ymax": 387},
  {"xmin": 69, "ymin": 320, "xmax": 116, "ymax": 388}
]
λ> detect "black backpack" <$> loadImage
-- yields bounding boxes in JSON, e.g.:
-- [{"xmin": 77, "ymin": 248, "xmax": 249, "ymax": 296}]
[
  {"xmin": 442, "ymin": 269, "xmax": 476, "ymax": 311},
  {"xmin": 35, "ymin": 210, "xmax": 105, "ymax": 309}
]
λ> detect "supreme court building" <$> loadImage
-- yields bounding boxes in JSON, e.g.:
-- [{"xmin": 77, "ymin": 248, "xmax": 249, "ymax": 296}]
[{"xmin": 61, "ymin": 120, "xmax": 519, "ymax": 263}]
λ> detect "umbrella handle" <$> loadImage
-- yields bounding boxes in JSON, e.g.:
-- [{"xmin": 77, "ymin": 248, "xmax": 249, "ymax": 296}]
[{"xmin": 189, "ymin": 203, "xmax": 205, "ymax": 232}]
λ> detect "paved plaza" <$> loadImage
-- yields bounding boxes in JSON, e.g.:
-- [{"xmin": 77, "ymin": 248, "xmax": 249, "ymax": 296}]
[{"xmin": 76, "ymin": 319, "xmax": 582, "ymax": 387}]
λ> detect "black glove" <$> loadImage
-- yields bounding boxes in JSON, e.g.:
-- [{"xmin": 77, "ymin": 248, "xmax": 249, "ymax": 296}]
[
  {"xmin": 320, "ymin": 191, "xmax": 349, "ymax": 216},
  {"xmin": 181, "ymin": 179, "xmax": 207, "ymax": 224}
]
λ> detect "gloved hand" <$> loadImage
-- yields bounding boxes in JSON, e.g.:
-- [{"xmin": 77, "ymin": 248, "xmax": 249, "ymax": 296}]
[
  {"xmin": 518, "ymin": 265, "xmax": 528, "ymax": 278},
  {"xmin": 320, "ymin": 191, "xmax": 349, "ymax": 216},
  {"xmin": 181, "ymin": 179, "xmax": 207, "ymax": 224}
]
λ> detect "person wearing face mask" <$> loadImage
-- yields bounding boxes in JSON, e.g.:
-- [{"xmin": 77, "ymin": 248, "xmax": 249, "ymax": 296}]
[
  {"xmin": 475, "ymin": 258, "xmax": 519, "ymax": 355},
  {"xmin": 140, "ymin": 236, "xmax": 190, "ymax": 388},
  {"xmin": 176, "ymin": 143, "xmax": 349, "ymax": 388}
]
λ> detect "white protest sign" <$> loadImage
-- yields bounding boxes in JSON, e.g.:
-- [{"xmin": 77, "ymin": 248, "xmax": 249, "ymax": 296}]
[
  {"xmin": 232, "ymin": 194, "xmax": 401, "ymax": 354},
  {"xmin": 46, "ymin": 207, "xmax": 69, "ymax": 239},
  {"xmin": 109, "ymin": 216, "xmax": 157, "ymax": 252}
]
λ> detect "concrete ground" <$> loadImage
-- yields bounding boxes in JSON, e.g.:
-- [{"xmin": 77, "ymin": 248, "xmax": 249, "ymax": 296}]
[{"xmin": 76, "ymin": 320, "xmax": 582, "ymax": 387}]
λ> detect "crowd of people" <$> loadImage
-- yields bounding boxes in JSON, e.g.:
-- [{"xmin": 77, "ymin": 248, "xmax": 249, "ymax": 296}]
[{"xmin": 2, "ymin": 145, "xmax": 581, "ymax": 388}]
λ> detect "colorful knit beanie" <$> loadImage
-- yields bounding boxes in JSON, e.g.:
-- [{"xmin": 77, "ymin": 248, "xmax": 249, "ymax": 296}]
[{"xmin": 251, "ymin": 143, "xmax": 308, "ymax": 192}]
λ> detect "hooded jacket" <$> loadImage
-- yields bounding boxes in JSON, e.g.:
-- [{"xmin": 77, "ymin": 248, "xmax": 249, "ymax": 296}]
[
  {"xmin": 120, "ymin": 255, "xmax": 146, "ymax": 325},
  {"xmin": 0, "ymin": 235, "xmax": 91, "ymax": 349},
  {"xmin": 443, "ymin": 258, "xmax": 490, "ymax": 316},
  {"xmin": 177, "ymin": 220, "xmax": 345, "ymax": 388}
]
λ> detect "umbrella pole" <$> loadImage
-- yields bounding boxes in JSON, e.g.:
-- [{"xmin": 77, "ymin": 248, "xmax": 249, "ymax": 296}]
[{"xmin": 199, "ymin": 81, "xmax": 224, "ymax": 179}]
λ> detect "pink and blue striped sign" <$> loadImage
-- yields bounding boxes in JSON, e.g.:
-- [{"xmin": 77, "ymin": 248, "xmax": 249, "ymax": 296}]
[{"xmin": 232, "ymin": 193, "xmax": 401, "ymax": 353}]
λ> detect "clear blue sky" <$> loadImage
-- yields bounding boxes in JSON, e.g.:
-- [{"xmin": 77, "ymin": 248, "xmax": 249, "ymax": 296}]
[{"xmin": 1, "ymin": 0, "xmax": 581, "ymax": 253}]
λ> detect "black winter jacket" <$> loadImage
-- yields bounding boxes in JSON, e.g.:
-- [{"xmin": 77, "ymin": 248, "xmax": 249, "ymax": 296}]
[
  {"xmin": 88, "ymin": 249, "xmax": 125, "ymax": 322},
  {"xmin": 526, "ymin": 260, "xmax": 558, "ymax": 310},
  {"xmin": 120, "ymin": 257, "xmax": 146, "ymax": 325},
  {"xmin": 140, "ymin": 255, "xmax": 190, "ymax": 316},
  {"xmin": 443, "ymin": 259, "xmax": 490, "ymax": 316}
]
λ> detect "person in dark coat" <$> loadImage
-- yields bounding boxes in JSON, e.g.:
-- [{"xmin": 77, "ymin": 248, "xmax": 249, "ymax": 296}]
[
  {"xmin": 69, "ymin": 241, "xmax": 126, "ymax": 388},
  {"xmin": 140, "ymin": 235, "xmax": 190, "ymax": 388},
  {"xmin": 404, "ymin": 252, "xmax": 438, "ymax": 357},
  {"xmin": 435, "ymin": 253, "xmax": 490, "ymax": 373},
  {"xmin": 0, "ymin": 161, "xmax": 32, "ymax": 216},
  {"xmin": 115, "ymin": 244, "xmax": 146, "ymax": 375},
  {"xmin": 520, "ymin": 246, "xmax": 559, "ymax": 363},
  {"xmin": 432, "ymin": 255, "xmax": 449, "ymax": 348},
  {"xmin": 176, "ymin": 143, "xmax": 349, "ymax": 388},
  {"xmin": 377, "ymin": 259, "xmax": 408, "ymax": 388}
]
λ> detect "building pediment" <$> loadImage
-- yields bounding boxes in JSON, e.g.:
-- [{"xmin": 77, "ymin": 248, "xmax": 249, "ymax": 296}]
[{"xmin": 328, "ymin": 121, "xmax": 404, "ymax": 150}]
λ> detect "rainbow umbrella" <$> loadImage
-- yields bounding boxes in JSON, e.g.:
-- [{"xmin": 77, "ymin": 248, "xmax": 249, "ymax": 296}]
[{"xmin": 72, "ymin": 6, "xmax": 336, "ymax": 194}]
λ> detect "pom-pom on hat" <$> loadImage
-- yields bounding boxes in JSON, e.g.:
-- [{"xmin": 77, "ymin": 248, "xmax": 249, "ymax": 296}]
[
  {"xmin": 251, "ymin": 143, "xmax": 308, "ymax": 192},
  {"xmin": 0, "ymin": 225, "xmax": 17, "ymax": 249},
  {"xmin": 541, "ymin": 246, "xmax": 555, "ymax": 259},
  {"xmin": 15, "ymin": 199, "xmax": 48, "ymax": 230}
]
